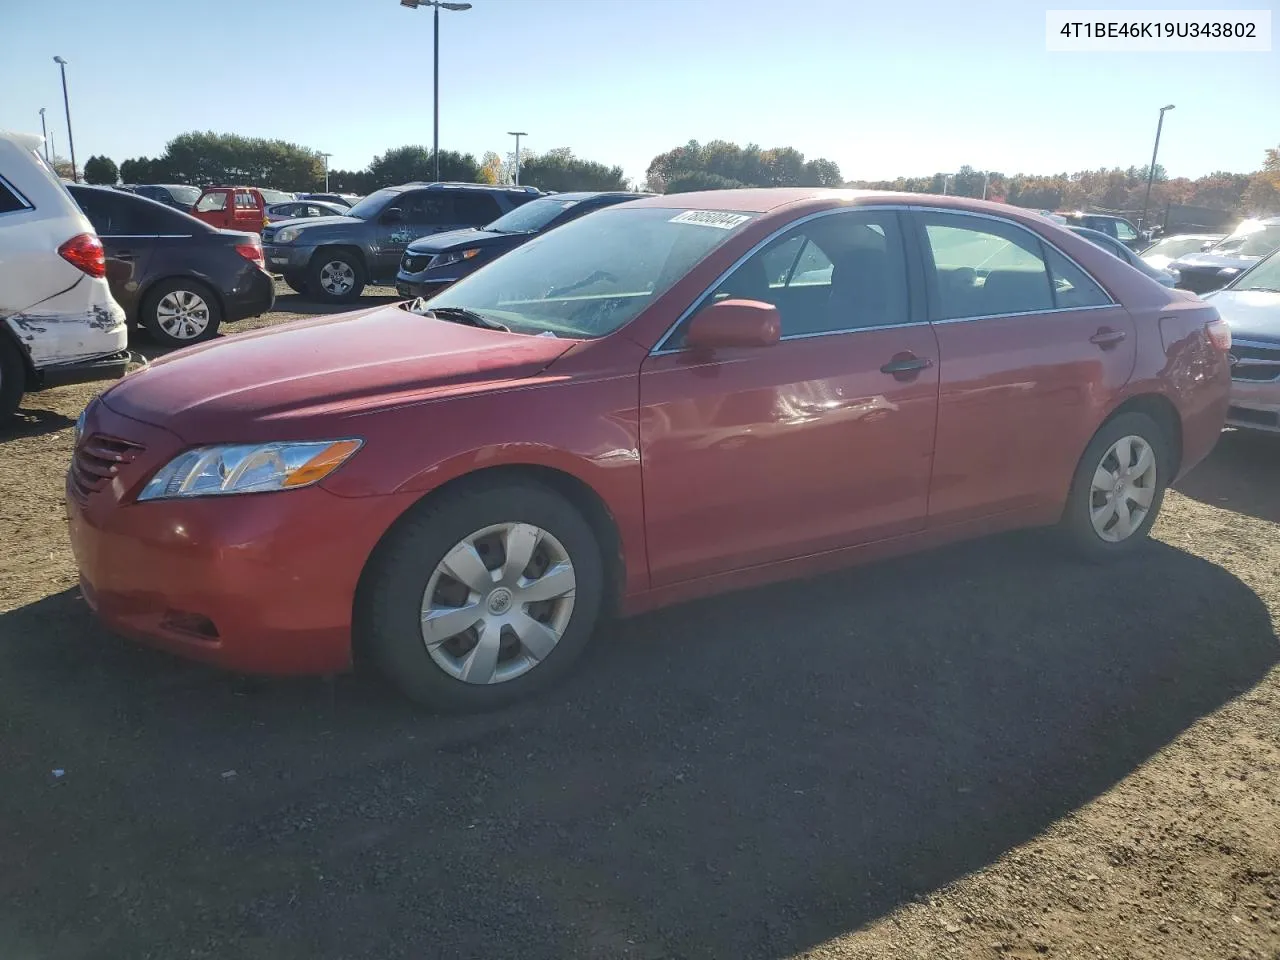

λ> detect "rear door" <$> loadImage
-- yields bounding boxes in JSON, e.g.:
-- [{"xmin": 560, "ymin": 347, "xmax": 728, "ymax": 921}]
[
  {"xmin": 233, "ymin": 190, "xmax": 264, "ymax": 232},
  {"xmin": 71, "ymin": 188, "xmax": 155, "ymax": 315},
  {"xmin": 912, "ymin": 209, "xmax": 1136, "ymax": 525},
  {"xmin": 372, "ymin": 190, "xmax": 454, "ymax": 281}
]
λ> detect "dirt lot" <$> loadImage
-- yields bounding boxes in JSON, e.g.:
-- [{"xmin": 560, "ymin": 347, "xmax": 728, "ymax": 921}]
[{"xmin": 1, "ymin": 286, "xmax": 1278, "ymax": 959}]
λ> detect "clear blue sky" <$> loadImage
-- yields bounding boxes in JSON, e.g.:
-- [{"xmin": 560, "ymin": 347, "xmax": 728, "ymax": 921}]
[{"xmin": 3, "ymin": 0, "xmax": 1276, "ymax": 185}]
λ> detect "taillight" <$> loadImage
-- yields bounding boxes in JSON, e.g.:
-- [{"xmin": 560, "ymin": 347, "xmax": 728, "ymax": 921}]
[
  {"xmin": 1206, "ymin": 317, "xmax": 1232, "ymax": 352},
  {"xmin": 234, "ymin": 242, "xmax": 265, "ymax": 268},
  {"xmin": 58, "ymin": 233, "xmax": 106, "ymax": 278}
]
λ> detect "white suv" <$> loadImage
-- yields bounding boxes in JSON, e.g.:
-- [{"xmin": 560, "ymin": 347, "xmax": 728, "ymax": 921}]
[{"xmin": 0, "ymin": 131, "xmax": 129, "ymax": 419}]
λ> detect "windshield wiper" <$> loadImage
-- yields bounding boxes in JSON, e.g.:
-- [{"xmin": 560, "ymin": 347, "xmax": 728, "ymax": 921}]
[{"xmin": 426, "ymin": 305, "xmax": 510, "ymax": 332}]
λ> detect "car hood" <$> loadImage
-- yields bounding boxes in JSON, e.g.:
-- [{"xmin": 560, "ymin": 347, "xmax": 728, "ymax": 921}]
[
  {"xmin": 1203, "ymin": 289, "xmax": 1280, "ymax": 345},
  {"xmin": 101, "ymin": 304, "xmax": 574, "ymax": 442},
  {"xmin": 405, "ymin": 229, "xmax": 516, "ymax": 255},
  {"xmin": 1171, "ymin": 252, "xmax": 1261, "ymax": 271}
]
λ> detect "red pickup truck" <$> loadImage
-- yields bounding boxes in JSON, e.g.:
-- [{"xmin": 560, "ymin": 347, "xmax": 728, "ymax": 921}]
[{"xmin": 191, "ymin": 186, "xmax": 268, "ymax": 231}]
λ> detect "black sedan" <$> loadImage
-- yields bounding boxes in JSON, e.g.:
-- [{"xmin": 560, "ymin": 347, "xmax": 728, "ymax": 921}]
[
  {"xmin": 68, "ymin": 185, "xmax": 275, "ymax": 348},
  {"xmin": 396, "ymin": 191, "xmax": 647, "ymax": 299}
]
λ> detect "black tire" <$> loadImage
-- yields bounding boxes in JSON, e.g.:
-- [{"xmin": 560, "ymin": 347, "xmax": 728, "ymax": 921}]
[
  {"xmin": 282, "ymin": 273, "xmax": 309, "ymax": 295},
  {"xmin": 140, "ymin": 278, "xmax": 222, "ymax": 348},
  {"xmin": 0, "ymin": 334, "xmax": 26, "ymax": 420},
  {"xmin": 1059, "ymin": 411, "xmax": 1171, "ymax": 561},
  {"xmin": 306, "ymin": 250, "xmax": 365, "ymax": 303},
  {"xmin": 358, "ymin": 481, "xmax": 605, "ymax": 712}
]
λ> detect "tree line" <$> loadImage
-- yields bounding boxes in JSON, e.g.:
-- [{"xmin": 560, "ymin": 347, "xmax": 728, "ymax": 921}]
[{"xmin": 845, "ymin": 149, "xmax": 1280, "ymax": 222}]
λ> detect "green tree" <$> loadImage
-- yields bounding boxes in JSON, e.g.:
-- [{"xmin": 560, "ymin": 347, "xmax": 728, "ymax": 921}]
[
  {"xmin": 366, "ymin": 146, "xmax": 479, "ymax": 187},
  {"xmin": 140, "ymin": 131, "xmax": 324, "ymax": 190},
  {"xmin": 83, "ymin": 155, "xmax": 118, "ymax": 185},
  {"xmin": 517, "ymin": 148, "xmax": 627, "ymax": 192},
  {"xmin": 645, "ymin": 140, "xmax": 841, "ymax": 193},
  {"xmin": 119, "ymin": 156, "xmax": 172, "ymax": 184}
]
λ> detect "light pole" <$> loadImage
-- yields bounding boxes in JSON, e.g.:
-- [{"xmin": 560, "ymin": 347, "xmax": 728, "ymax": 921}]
[
  {"xmin": 942, "ymin": 174, "xmax": 953, "ymax": 195},
  {"xmin": 52, "ymin": 56, "xmax": 77, "ymax": 182},
  {"xmin": 400, "ymin": 0, "xmax": 473, "ymax": 182},
  {"xmin": 38, "ymin": 108, "xmax": 50, "ymax": 162},
  {"xmin": 507, "ymin": 131, "xmax": 527, "ymax": 185},
  {"xmin": 321, "ymin": 152, "xmax": 332, "ymax": 192},
  {"xmin": 1140, "ymin": 104, "xmax": 1175, "ymax": 232},
  {"xmin": 982, "ymin": 171, "xmax": 990, "ymax": 200}
]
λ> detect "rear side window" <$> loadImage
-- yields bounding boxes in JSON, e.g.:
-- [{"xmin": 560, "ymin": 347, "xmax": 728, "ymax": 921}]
[
  {"xmin": 920, "ymin": 212, "xmax": 1108, "ymax": 318},
  {"xmin": 400, "ymin": 192, "xmax": 452, "ymax": 225},
  {"xmin": 453, "ymin": 192, "xmax": 502, "ymax": 224},
  {"xmin": 0, "ymin": 177, "xmax": 29, "ymax": 214},
  {"xmin": 196, "ymin": 192, "xmax": 227, "ymax": 212}
]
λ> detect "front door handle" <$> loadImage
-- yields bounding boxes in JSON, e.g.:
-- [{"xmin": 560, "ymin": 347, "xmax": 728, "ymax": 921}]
[
  {"xmin": 1089, "ymin": 328, "xmax": 1127, "ymax": 348},
  {"xmin": 880, "ymin": 354, "xmax": 934, "ymax": 379}
]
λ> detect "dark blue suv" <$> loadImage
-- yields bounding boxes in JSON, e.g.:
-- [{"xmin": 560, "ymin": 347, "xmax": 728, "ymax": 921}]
[{"xmin": 396, "ymin": 191, "xmax": 647, "ymax": 299}]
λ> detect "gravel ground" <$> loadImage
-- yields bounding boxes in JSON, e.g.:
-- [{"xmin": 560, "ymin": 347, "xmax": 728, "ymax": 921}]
[{"xmin": 1, "ymin": 286, "xmax": 1277, "ymax": 959}]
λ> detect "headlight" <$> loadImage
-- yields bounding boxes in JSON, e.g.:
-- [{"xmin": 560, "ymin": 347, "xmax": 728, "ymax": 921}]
[
  {"xmin": 275, "ymin": 226, "xmax": 304, "ymax": 244},
  {"xmin": 73, "ymin": 406, "xmax": 88, "ymax": 444},
  {"xmin": 429, "ymin": 248, "xmax": 481, "ymax": 269},
  {"xmin": 137, "ymin": 439, "xmax": 362, "ymax": 501}
]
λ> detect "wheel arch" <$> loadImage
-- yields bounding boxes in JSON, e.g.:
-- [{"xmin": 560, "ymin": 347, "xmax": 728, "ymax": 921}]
[
  {"xmin": 309, "ymin": 244, "xmax": 369, "ymax": 277},
  {"xmin": 1103, "ymin": 392, "xmax": 1183, "ymax": 476},
  {"xmin": 137, "ymin": 274, "xmax": 226, "ymax": 327}
]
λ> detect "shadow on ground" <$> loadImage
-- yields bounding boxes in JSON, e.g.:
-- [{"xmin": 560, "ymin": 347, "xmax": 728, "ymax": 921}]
[
  {"xmin": 1176, "ymin": 429, "xmax": 1280, "ymax": 524},
  {"xmin": 0, "ymin": 406, "xmax": 76, "ymax": 440},
  {"xmin": 0, "ymin": 532, "xmax": 1274, "ymax": 960}
]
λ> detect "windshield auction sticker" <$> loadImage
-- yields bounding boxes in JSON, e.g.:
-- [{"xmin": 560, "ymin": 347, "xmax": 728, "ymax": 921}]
[
  {"xmin": 1046, "ymin": 9, "xmax": 1271, "ymax": 50},
  {"xmin": 669, "ymin": 210, "xmax": 752, "ymax": 229}
]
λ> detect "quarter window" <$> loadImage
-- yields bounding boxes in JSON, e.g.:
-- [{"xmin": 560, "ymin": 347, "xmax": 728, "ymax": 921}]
[
  {"xmin": 921, "ymin": 213, "xmax": 1107, "ymax": 318},
  {"xmin": 0, "ymin": 178, "xmax": 28, "ymax": 214}
]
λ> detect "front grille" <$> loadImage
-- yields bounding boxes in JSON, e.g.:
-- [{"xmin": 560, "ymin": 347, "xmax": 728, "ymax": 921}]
[
  {"xmin": 1230, "ymin": 342, "xmax": 1280, "ymax": 382},
  {"xmin": 402, "ymin": 254, "xmax": 431, "ymax": 273},
  {"xmin": 69, "ymin": 434, "xmax": 145, "ymax": 501}
]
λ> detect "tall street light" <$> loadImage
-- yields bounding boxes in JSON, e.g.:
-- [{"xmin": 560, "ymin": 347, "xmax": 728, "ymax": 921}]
[
  {"xmin": 53, "ymin": 56, "xmax": 77, "ymax": 182},
  {"xmin": 507, "ymin": 131, "xmax": 527, "ymax": 185},
  {"xmin": 321, "ymin": 152, "xmax": 332, "ymax": 192},
  {"xmin": 400, "ymin": 0, "xmax": 473, "ymax": 182},
  {"xmin": 38, "ymin": 108, "xmax": 49, "ymax": 162},
  {"xmin": 1140, "ymin": 104, "xmax": 1175, "ymax": 233}
]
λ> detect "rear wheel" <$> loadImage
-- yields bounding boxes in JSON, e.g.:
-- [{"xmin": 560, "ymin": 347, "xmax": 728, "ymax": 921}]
[
  {"xmin": 359, "ymin": 481, "xmax": 604, "ymax": 712},
  {"xmin": 1059, "ymin": 412, "xmax": 1170, "ymax": 560},
  {"xmin": 140, "ymin": 279, "xmax": 222, "ymax": 348},
  {"xmin": 0, "ymin": 334, "xmax": 25, "ymax": 420},
  {"xmin": 307, "ymin": 251, "xmax": 365, "ymax": 303},
  {"xmin": 282, "ymin": 274, "xmax": 309, "ymax": 295}
]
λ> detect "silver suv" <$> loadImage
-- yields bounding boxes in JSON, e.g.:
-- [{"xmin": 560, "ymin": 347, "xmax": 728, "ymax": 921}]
[{"xmin": 261, "ymin": 181, "xmax": 541, "ymax": 303}]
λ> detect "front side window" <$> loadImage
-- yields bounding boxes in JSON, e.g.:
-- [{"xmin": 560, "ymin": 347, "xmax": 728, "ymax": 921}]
[
  {"xmin": 676, "ymin": 210, "xmax": 907, "ymax": 342},
  {"xmin": 196, "ymin": 192, "xmax": 227, "ymax": 212},
  {"xmin": 1115, "ymin": 220, "xmax": 1138, "ymax": 241},
  {"xmin": 345, "ymin": 187, "xmax": 399, "ymax": 220},
  {"xmin": 427, "ymin": 205, "xmax": 755, "ymax": 339},
  {"xmin": 922, "ymin": 212, "xmax": 1108, "ymax": 318}
]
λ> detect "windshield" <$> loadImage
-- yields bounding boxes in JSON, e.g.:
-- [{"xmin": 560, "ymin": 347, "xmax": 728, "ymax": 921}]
[
  {"xmin": 1229, "ymin": 250, "xmax": 1280, "ymax": 292},
  {"xmin": 165, "ymin": 185, "xmax": 200, "ymax": 205},
  {"xmin": 427, "ymin": 206, "xmax": 756, "ymax": 338},
  {"xmin": 1144, "ymin": 236, "xmax": 1216, "ymax": 259},
  {"xmin": 485, "ymin": 196, "xmax": 585, "ymax": 234},
  {"xmin": 344, "ymin": 187, "xmax": 399, "ymax": 220},
  {"xmin": 1212, "ymin": 224, "xmax": 1280, "ymax": 258}
]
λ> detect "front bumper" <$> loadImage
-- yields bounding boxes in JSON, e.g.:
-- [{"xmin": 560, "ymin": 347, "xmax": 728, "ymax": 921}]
[
  {"xmin": 1226, "ymin": 378, "xmax": 1280, "ymax": 433},
  {"xmin": 394, "ymin": 275, "xmax": 458, "ymax": 300},
  {"xmin": 65, "ymin": 401, "xmax": 418, "ymax": 675},
  {"xmin": 262, "ymin": 243, "xmax": 315, "ymax": 276}
]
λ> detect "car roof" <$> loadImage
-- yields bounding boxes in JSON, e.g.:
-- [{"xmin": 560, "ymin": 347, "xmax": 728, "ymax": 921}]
[
  {"xmin": 535, "ymin": 191, "xmax": 648, "ymax": 202},
  {"xmin": 388, "ymin": 181, "xmax": 540, "ymax": 194},
  {"xmin": 1069, "ymin": 225, "xmax": 1122, "ymax": 245}
]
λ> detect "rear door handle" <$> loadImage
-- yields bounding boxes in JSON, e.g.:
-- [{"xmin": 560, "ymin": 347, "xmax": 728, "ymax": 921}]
[
  {"xmin": 1089, "ymin": 328, "xmax": 1127, "ymax": 348},
  {"xmin": 880, "ymin": 354, "xmax": 934, "ymax": 378}
]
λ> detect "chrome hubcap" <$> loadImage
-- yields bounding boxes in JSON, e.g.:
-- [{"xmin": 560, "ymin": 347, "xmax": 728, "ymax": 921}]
[
  {"xmin": 319, "ymin": 260, "xmax": 355, "ymax": 295},
  {"xmin": 155, "ymin": 290, "xmax": 210, "ymax": 340},
  {"xmin": 1089, "ymin": 434, "xmax": 1157, "ymax": 543},
  {"xmin": 420, "ymin": 522, "xmax": 576, "ymax": 685}
]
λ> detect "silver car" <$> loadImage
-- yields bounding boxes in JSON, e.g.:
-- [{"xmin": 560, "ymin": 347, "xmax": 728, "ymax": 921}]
[
  {"xmin": 264, "ymin": 200, "xmax": 349, "ymax": 224},
  {"xmin": 1203, "ymin": 249, "xmax": 1280, "ymax": 434}
]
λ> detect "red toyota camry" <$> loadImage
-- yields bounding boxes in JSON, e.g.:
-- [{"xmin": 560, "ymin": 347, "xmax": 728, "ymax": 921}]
[{"xmin": 66, "ymin": 189, "xmax": 1231, "ymax": 710}]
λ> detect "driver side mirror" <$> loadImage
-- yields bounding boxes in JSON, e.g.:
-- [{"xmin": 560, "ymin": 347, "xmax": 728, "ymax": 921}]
[
  {"xmin": 684, "ymin": 298, "xmax": 781, "ymax": 351},
  {"xmin": 381, "ymin": 207, "xmax": 404, "ymax": 224}
]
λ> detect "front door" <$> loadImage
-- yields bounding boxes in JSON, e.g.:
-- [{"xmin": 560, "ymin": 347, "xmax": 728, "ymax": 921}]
[
  {"xmin": 639, "ymin": 208, "xmax": 940, "ymax": 587},
  {"xmin": 912, "ymin": 209, "xmax": 1137, "ymax": 525}
]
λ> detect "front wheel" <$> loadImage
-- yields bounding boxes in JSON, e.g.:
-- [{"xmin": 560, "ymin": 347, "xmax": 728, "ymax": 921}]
[
  {"xmin": 307, "ymin": 251, "xmax": 365, "ymax": 303},
  {"xmin": 0, "ymin": 334, "xmax": 25, "ymax": 420},
  {"xmin": 359, "ymin": 482, "xmax": 604, "ymax": 711},
  {"xmin": 1059, "ymin": 411, "xmax": 1170, "ymax": 560}
]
